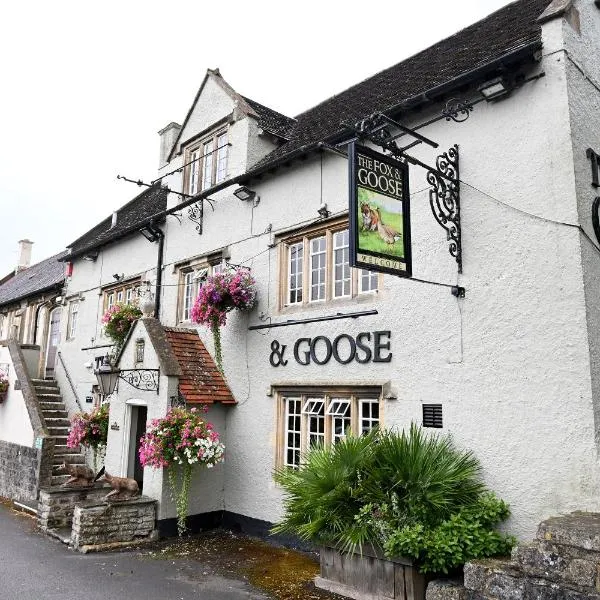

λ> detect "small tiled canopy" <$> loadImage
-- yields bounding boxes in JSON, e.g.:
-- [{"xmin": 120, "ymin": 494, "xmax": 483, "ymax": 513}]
[{"xmin": 164, "ymin": 327, "xmax": 236, "ymax": 405}]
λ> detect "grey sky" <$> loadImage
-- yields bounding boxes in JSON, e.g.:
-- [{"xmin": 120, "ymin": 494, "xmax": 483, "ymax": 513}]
[{"xmin": 0, "ymin": 0, "xmax": 515, "ymax": 275}]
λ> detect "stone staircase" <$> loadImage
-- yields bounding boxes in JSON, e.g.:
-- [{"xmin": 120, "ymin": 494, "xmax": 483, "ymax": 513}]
[
  {"xmin": 427, "ymin": 512, "xmax": 600, "ymax": 600},
  {"xmin": 31, "ymin": 379, "xmax": 86, "ymax": 487}
]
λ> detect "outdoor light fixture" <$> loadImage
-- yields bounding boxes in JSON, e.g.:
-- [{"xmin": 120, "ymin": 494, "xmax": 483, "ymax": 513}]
[
  {"xmin": 94, "ymin": 354, "xmax": 160, "ymax": 395},
  {"xmin": 478, "ymin": 77, "xmax": 511, "ymax": 101},
  {"xmin": 94, "ymin": 355, "xmax": 120, "ymax": 397},
  {"xmin": 139, "ymin": 225, "xmax": 161, "ymax": 243},
  {"xmin": 82, "ymin": 251, "xmax": 98, "ymax": 262},
  {"xmin": 317, "ymin": 202, "xmax": 330, "ymax": 218},
  {"xmin": 233, "ymin": 186, "xmax": 257, "ymax": 202}
]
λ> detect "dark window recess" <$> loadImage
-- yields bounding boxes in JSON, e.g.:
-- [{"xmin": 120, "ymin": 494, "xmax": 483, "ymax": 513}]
[{"xmin": 423, "ymin": 404, "xmax": 443, "ymax": 428}]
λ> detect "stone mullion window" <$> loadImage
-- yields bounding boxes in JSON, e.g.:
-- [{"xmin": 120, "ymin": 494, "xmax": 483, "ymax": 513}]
[
  {"xmin": 278, "ymin": 389, "xmax": 381, "ymax": 468},
  {"xmin": 279, "ymin": 219, "xmax": 381, "ymax": 310}
]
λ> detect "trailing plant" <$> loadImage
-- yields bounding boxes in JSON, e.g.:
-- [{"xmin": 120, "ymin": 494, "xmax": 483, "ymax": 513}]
[
  {"xmin": 102, "ymin": 302, "xmax": 142, "ymax": 348},
  {"xmin": 139, "ymin": 406, "xmax": 225, "ymax": 536},
  {"xmin": 66, "ymin": 403, "xmax": 109, "ymax": 472},
  {"xmin": 0, "ymin": 374, "xmax": 8, "ymax": 394},
  {"xmin": 273, "ymin": 424, "xmax": 513, "ymax": 574},
  {"xmin": 191, "ymin": 267, "xmax": 256, "ymax": 372}
]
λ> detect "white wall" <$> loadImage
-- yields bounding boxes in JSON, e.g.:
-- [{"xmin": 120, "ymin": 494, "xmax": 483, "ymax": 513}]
[
  {"xmin": 154, "ymin": 11, "xmax": 600, "ymax": 539},
  {"xmin": 0, "ymin": 346, "xmax": 34, "ymax": 447}
]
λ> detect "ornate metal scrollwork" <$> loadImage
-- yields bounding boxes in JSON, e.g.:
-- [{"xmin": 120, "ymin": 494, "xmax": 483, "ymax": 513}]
[
  {"xmin": 354, "ymin": 113, "xmax": 404, "ymax": 158},
  {"xmin": 119, "ymin": 369, "xmax": 160, "ymax": 393},
  {"xmin": 187, "ymin": 199, "xmax": 204, "ymax": 234},
  {"xmin": 427, "ymin": 145, "xmax": 462, "ymax": 273},
  {"xmin": 442, "ymin": 99, "xmax": 473, "ymax": 123},
  {"xmin": 169, "ymin": 388, "xmax": 187, "ymax": 409}
]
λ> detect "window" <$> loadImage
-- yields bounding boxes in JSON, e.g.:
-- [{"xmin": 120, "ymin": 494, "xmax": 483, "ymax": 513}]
[
  {"xmin": 184, "ymin": 130, "xmax": 228, "ymax": 196},
  {"xmin": 67, "ymin": 301, "xmax": 79, "ymax": 340},
  {"xmin": 177, "ymin": 260, "xmax": 226, "ymax": 323},
  {"xmin": 280, "ymin": 220, "xmax": 380, "ymax": 308},
  {"xmin": 278, "ymin": 389, "xmax": 381, "ymax": 468},
  {"xmin": 102, "ymin": 280, "xmax": 139, "ymax": 314}
]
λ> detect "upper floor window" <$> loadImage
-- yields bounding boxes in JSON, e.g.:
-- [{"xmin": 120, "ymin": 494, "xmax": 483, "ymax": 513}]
[
  {"xmin": 67, "ymin": 301, "xmax": 79, "ymax": 340},
  {"xmin": 280, "ymin": 219, "xmax": 380, "ymax": 308},
  {"xmin": 178, "ymin": 259, "xmax": 226, "ymax": 323},
  {"xmin": 184, "ymin": 130, "xmax": 228, "ymax": 196},
  {"xmin": 277, "ymin": 388, "xmax": 381, "ymax": 469},
  {"xmin": 102, "ymin": 280, "xmax": 139, "ymax": 314}
]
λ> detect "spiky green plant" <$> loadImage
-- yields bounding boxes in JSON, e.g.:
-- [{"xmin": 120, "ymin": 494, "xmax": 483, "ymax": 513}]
[
  {"xmin": 273, "ymin": 424, "xmax": 499, "ymax": 562},
  {"xmin": 272, "ymin": 432, "xmax": 377, "ymax": 548}
]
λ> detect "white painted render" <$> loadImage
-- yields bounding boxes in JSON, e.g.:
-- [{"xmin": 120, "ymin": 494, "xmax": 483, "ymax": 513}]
[
  {"xmin": 55, "ymin": 4, "xmax": 600, "ymax": 540},
  {"xmin": 0, "ymin": 346, "xmax": 34, "ymax": 447}
]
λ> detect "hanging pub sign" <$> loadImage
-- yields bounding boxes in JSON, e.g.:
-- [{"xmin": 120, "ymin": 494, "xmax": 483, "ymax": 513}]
[{"xmin": 349, "ymin": 142, "xmax": 412, "ymax": 277}]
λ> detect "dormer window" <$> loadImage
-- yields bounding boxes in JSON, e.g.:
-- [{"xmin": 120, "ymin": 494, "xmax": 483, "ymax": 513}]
[{"xmin": 184, "ymin": 130, "xmax": 228, "ymax": 196}]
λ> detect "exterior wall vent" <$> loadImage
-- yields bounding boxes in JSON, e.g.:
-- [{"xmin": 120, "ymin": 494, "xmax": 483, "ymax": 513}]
[{"xmin": 422, "ymin": 404, "xmax": 443, "ymax": 428}]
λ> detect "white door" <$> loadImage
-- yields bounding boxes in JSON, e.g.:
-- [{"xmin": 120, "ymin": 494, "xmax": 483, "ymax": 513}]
[{"xmin": 45, "ymin": 308, "xmax": 61, "ymax": 377}]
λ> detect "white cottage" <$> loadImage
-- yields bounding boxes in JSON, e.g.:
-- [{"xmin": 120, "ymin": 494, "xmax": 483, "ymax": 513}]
[{"xmin": 53, "ymin": 0, "xmax": 600, "ymax": 540}]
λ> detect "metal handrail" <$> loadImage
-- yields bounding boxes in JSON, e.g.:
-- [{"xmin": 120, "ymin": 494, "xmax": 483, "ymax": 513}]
[{"xmin": 56, "ymin": 351, "xmax": 84, "ymax": 412}]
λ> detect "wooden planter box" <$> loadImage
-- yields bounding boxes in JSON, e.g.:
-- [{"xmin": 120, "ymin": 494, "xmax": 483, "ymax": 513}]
[{"xmin": 315, "ymin": 546, "xmax": 427, "ymax": 600}]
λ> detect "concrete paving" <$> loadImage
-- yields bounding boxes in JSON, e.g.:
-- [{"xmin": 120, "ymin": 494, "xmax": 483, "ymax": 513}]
[{"xmin": 0, "ymin": 503, "xmax": 268, "ymax": 600}]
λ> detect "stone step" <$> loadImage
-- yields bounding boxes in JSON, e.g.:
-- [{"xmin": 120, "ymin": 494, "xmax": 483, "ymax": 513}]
[
  {"xmin": 52, "ymin": 454, "xmax": 85, "ymax": 467},
  {"xmin": 41, "ymin": 410, "xmax": 69, "ymax": 421},
  {"xmin": 54, "ymin": 445, "xmax": 73, "ymax": 455},
  {"xmin": 31, "ymin": 378, "xmax": 58, "ymax": 386},
  {"xmin": 36, "ymin": 394, "xmax": 63, "ymax": 402},
  {"xmin": 40, "ymin": 402, "xmax": 66, "ymax": 411},
  {"xmin": 48, "ymin": 426, "xmax": 69, "ymax": 436},
  {"xmin": 44, "ymin": 418, "xmax": 70, "ymax": 427}
]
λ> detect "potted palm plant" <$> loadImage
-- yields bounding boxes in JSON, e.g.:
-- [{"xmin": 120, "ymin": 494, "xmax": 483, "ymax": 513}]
[{"xmin": 273, "ymin": 425, "xmax": 514, "ymax": 600}]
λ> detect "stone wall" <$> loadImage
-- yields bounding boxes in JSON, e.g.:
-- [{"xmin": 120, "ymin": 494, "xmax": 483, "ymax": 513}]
[
  {"xmin": 0, "ymin": 440, "xmax": 40, "ymax": 501},
  {"xmin": 71, "ymin": 497, "xmax": 156, "ymax": 552},
  {"xmin": 426, "ymin": 512, "xmax": 600, "ymax": 600},
  {"xmin": 38, "ymin": 484, "xmax": 109, "ymax": 531}
]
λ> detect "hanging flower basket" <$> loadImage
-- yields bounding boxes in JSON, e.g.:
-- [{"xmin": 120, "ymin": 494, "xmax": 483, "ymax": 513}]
[
  {"xmin": 139, "ymin": 406, "xmax": 225, "ymax": 536},
  {"xmin": 0, "ymin": 375, "xmax": 8, "ymax": 403},
  {"xmin": 191, "ymin": 267, "xmax": 257, "ymax": 372},
  {"xmin": 102, "ymin": 302, "xmax": 143, "ymax": 349},
  {"xmin": 66, "ymin": 403, "xmax": 110, "ymax": 472}
]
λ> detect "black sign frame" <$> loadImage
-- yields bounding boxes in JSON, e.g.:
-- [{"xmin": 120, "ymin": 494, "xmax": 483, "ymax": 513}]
[{"xmin": 349, "ymin": 143, "xmax": 412, "ymax": 278}]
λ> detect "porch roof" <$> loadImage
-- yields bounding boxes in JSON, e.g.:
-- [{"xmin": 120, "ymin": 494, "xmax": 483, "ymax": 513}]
[{"xmin": 164, "ymin": 327, "xmax": 236, "ymax": 405}]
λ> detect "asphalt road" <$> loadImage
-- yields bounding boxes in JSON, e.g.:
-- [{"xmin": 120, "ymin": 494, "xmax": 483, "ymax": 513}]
[{"xmin": 0, "ymin": 504, "xmax": 267, "ymax": 600}]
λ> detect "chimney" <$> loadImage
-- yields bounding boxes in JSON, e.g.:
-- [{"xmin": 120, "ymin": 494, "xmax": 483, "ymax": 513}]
[
  {"xmin": 16, "ymin": 239, "xmax": 33, "ymax": 273},
  {"xmin": 158, "ymin": 122, "xmax": 182, "ymax": 169}
]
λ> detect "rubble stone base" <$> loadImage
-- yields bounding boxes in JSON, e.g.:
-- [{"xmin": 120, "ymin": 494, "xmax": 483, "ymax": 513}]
[
  {"xmin": 38, "ymin": 483, "xmax": 109, "ymax": 531},
  {"xmin": 71, "ymin": 496, "xmax": 157, "ymax": 552}
]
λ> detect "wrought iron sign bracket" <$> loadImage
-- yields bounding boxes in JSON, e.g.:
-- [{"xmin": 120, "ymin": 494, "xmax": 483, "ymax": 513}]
[
  {"xmin": 427, "ymin": 145, "xmax": 462, "ymax": 273},
  {"xmin": 118, "ymin": 369, "xmax": 160, "ymax": 394},
  {"xmin": 188, "ymin": 198, "xmax": 204, "ymax": 234},
  {"xmin": 349, "ymin": 111, "xmax": 464, "ymax": 274}
]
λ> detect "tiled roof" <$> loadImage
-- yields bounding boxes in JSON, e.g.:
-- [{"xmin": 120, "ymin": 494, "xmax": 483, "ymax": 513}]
[
  {"xmin": 250, "ymin": 0, "xmax": 549, "ymax": 172},
  {"xmin": 0, "ymin": 251, "xmax": 67, "ymax": 307},
  {"xmin": 164, "ymin": 327, "xmax": 236, "ymax": 405},
  {"xmin": 66, "ymin": 185, "xmax": 169, "ymax": 259},
  {"xmin": 242, "ymin": 96, "xmax": 296, "ymax": 140}
]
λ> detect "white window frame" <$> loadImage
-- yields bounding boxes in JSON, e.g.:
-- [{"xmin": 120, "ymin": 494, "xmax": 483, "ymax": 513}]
[
  {"xmin": 67, "ymin": 301, "xmax": 79, "ymax": 340},
  {"xmin": 177, "ymin": 260, "xmax": 227, "ymax": 323},
  {"xmin": 184, "ymin": 129, "xmax": 228, "ymax": 196},
  {"xmin": 278, "ymin": 389, "xmax": 381, "ymax": 468},
  {"xmin": 279, "ymin": 219, "xmax": 381, "ymax": 309}
]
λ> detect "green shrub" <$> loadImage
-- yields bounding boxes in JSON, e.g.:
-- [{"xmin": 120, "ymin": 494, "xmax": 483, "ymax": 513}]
[
  {"xmin": 273, "ymin": 424, "xmax": 514, "ymax": 574},
  {"xmin": 381, "ymin": 494, "xmax": 515, "ymax": 574}
]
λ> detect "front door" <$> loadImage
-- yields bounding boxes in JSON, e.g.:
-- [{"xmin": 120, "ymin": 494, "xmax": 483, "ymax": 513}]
[
  {"xmin": 127, "ymin": 405, "xmax": 148, "ymax": 491},
  {"xmin": 45, "ymin": 308, "xmax": 61, "ymax": 378}
]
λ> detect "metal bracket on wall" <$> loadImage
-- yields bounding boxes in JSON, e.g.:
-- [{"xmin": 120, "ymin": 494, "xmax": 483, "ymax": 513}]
[
  {"xmin": 187, "ymin": 199, "xmax": 204, "ymax": 235},
  {"xmin": 427, "ymin": 145, "xmax": 462, "ymax": 273},
  {"xmin": 118, "ymin": 369, "xmax": 160, "ymax": 394}
]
